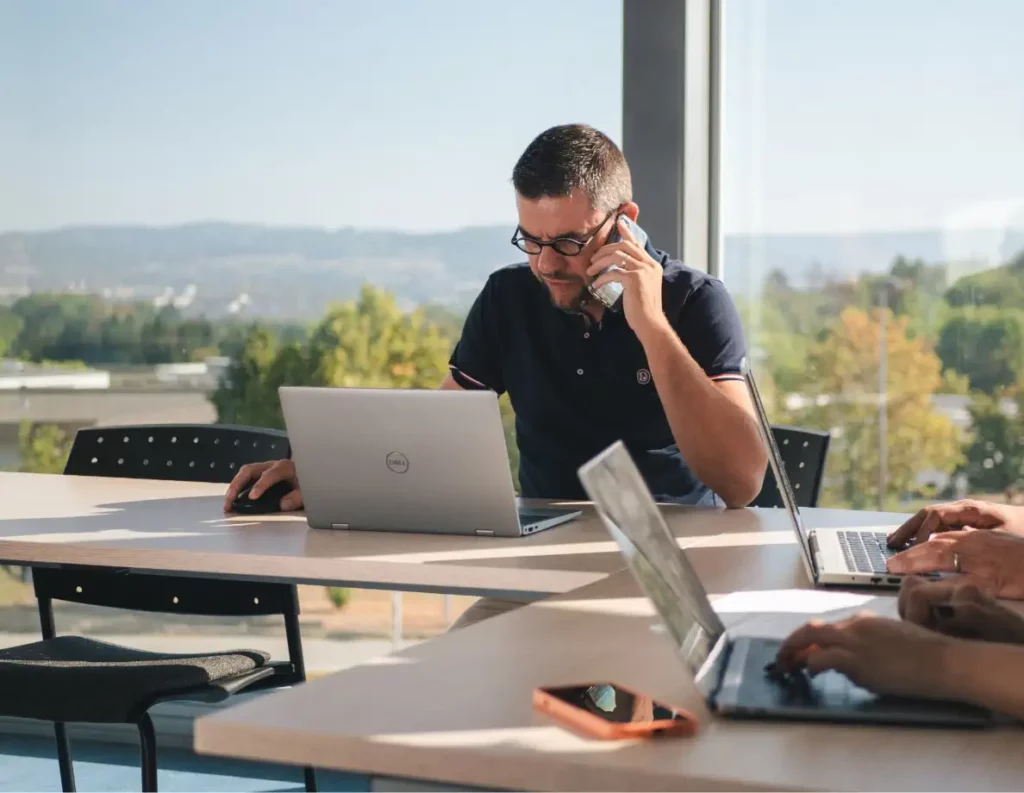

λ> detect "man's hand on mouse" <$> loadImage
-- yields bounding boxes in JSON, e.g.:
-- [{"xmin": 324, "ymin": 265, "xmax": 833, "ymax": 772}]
[{"xmin": 224, "ymin": 459, "xmax": 304, "ymax": 513}]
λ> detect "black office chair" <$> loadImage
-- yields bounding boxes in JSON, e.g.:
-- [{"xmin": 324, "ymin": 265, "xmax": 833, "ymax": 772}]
[
  {"xmin": 0, "ymin": 424, "xmax": 316, "ymax": 793},
  {"xmin": 751, "ymin": 425, "xmax": 831, "ymax": 508}
]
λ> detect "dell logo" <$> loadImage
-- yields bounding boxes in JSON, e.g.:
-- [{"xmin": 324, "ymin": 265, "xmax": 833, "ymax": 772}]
[
  {"xmin": 385, "ymin": 451, "xmax": 410, "ymax": 474},
  {"xmin": 636, "ymin": 368, "xmax": 651, "ymax": 385}
]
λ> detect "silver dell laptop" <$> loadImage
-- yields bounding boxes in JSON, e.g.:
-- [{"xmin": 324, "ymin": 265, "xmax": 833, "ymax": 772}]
[
  {"xmin": 578, "ymin": 440, "xmax": 992, "ymax": 727},
  {"xmin": 279, "ymin": 386, "xmax": 580, "ymax": 536},
  {"xmin": 741, "ymin": 358, "xmax": 905, "ymax": 589}
]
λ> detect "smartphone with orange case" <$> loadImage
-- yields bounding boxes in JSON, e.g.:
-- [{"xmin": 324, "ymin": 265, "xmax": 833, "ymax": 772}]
[{"xmin": 533, "ymin": 682, "xmax": 699, "ymax": 740}]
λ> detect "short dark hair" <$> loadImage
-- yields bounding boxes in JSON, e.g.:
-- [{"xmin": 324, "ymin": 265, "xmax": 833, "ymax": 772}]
[{"xmin": 512, "ymin": 124, "xmax": 632, "ymax": 212}]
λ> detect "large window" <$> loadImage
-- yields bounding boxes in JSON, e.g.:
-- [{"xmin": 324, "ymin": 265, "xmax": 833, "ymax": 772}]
[
  {"xmin": 0, "ymin": 0, "xmax": 621, "ymax": 663},
  {"xmin": 721, "ymin": 0, "xmax": 1024, "ymax": 511}
]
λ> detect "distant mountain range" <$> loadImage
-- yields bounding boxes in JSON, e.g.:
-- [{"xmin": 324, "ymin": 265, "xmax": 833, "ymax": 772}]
[{"xmin": 1, "ymin": 223, "xmax": 1021, "ymax": 319}]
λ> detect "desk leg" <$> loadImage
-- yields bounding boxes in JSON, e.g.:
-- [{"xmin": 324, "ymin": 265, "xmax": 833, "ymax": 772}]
[{"xmin": 390, "ymin": 592, "xmax": 403, "ymax": 648}]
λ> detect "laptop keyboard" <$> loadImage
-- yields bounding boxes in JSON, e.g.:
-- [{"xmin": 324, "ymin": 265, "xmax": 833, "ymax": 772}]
[{"xmin": 837, "ymin": 531, "xmax": 896, "ymax": 574}]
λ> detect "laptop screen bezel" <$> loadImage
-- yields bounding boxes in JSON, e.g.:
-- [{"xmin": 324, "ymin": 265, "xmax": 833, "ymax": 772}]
[{"xmin": 740, "ymin": 357, "xmax": 818, "ymax": 578}]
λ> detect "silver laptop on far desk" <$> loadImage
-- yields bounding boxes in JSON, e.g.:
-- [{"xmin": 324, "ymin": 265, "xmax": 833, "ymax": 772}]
[
  {"xmin": 740, "ymin": 357, "xmax": 907, "ymax": 589},
  {"xmin": 578, "ymin": 440, "xmax": 992, "ymax": 727},
  {"xmin": 279, "ymin": 386, "xmax": 580, "ymax": 536}
]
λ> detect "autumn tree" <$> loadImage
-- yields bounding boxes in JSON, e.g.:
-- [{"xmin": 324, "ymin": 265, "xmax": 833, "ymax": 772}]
[{"xmin": 789, "ymin": 307, "xmax": 963, "ymax": 510}]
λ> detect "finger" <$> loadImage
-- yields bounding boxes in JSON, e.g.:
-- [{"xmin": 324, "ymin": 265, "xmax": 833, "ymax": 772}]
[
  {"xmin": 592, "ymin": 241, "xmax": 636, "ymax": 258},
  {"xmin": 897, "ymin": 577, "xmax": 958, "ymax": 626},
  {"xmin": 224, "ymin": 465, "xmax": 259, "ymax": 510},
  {"xmin": 587, "ymin": 251, "xmax": 643, "ymax": 277},
  {"xmin": 614, "ymin": 215, "xmax": 637, "ymax": 244},
  {"xmin": 886, "ymin": 535, "xmax": 956, "ymax": 574},
  {"xmin": 776, "ymin": 621, "xmax": 849, "ymax": 669},
  {"xmin": 914, "ymin": 509, "xmax": 947, "ymax": 545},
  {"xmin": 888, "ymin": 509, "xmax": 926, "ymax": 547},
  {"xmin": 804, "ymin": 647, "xmax": 859, "ymax": 679},
  {"xmin": 930, "ymin": 594, "xmax": 1009, "ymax": 639},
  {"xmin": 248, "ymin": 466, "xmax": 285, "ymax": 499},
  {"xmin": 589, "ymin": 271, "xmax": 628, "ymax": 294},
  {"xmin": 950, "ymin": 580, "xmax": 989, "ymax": 606},
  {"xmin": 279, "ymin": 488, "xmax": 304, "ymax": 512}
]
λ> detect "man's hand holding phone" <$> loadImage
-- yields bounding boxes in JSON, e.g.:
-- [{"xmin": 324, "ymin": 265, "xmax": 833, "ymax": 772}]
[{"xmin": 587, "ymin": 216, "xmax": 668, "ymax": 340}]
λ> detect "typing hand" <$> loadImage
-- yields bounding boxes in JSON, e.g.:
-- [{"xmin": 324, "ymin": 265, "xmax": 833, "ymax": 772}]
[
  {"xmin": 888, "ymin": 500, "xmax": 1024, "ymax": 547},
  {"xmin": 773, "ymin": 612, "xmax": 955, "ymax": 701},
  {"xmin": 898, "ymin": 575, "xmax": 1024, "ymax": 644},
  {"xmin": 887, "ymin": 529, "xmax": 1024, "ymax": 600}
]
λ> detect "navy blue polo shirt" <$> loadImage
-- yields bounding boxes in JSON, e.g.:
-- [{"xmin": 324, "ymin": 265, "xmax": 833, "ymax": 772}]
[{"xmin": 448, "ymin": 241, "xmax": 747, "ymax": 504}]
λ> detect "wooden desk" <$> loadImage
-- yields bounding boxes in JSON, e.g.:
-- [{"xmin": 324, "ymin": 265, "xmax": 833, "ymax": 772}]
[
  {"xmin": 0, "ymin": 472, "xmax": 902, "ymax": 599},
  {"xmin": 193, "ymin": 514, "xmax": 1020, "ymax": 792}
]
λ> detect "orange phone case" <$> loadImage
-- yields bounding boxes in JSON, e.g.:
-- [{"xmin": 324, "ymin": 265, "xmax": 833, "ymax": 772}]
[{"xmin": 532, "ymin": 683, "xmax": 700, "ymax": 740}]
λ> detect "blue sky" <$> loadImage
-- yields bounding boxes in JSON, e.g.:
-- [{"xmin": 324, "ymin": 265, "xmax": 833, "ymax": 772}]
[{"xmin": 1, "ymin": 0, "xmax": 1021, "ymax": 235}]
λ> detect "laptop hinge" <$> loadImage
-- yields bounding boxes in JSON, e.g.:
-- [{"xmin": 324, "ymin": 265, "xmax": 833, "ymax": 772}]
[
  {"xmin": 696, "ymin": 632, "xmax": 732, "ymax": 708},
  {"xmin": 807, "ymin": 531, "xmax": 822, "ymax": 576}
]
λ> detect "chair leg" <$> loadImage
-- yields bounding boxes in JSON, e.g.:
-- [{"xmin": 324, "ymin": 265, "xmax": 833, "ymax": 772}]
[
  {"xmin": 54, "ymin": 722, "xmax": 76, "ymax": 792},
  {"xmin": 285, "ymin": 605, "xmax": 318, "ymax": 792},
  {"xmin": 138, "ymin": 713, "xmax": 158, "ymax": 792}
]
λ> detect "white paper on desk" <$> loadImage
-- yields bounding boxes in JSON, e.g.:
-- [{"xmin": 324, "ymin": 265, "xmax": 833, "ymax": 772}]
[{"xmin": 707, "ymin": 588, "xmax": 897, "ymax": 639}]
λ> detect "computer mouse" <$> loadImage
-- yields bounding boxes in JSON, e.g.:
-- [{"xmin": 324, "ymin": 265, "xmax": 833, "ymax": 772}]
[{"xmin": 231, "ymin": 480, "xmax": 295, "ymax": 514}]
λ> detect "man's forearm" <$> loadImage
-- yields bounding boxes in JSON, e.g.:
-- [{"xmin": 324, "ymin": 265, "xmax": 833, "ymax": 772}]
[
  {"xmin": 943, "ymin": 639, "xmax": 1024, "ymax": 719},
  {"xmin": 637, "ymin": 321, "xmax": 767, "ymax": 507}
]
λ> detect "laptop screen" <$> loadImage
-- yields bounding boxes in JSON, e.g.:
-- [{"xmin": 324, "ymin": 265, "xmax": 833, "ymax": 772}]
[
  {"xmin": 578, "ymin": 441, "xmax": 725, "ymax": 678},
  {"xmin": 739, "ymin": 358, "xmax": 815, "ymax": 572}
]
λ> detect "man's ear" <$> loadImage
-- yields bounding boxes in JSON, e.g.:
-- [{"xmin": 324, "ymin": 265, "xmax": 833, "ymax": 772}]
[{"xmin": 619, "ymin": 202, "xmax": 640, "ymax": 222}]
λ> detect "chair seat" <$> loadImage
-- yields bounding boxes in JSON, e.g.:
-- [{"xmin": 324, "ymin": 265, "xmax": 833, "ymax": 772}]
[{"xmin": 0, "ymin": 635, "xmax": 271, "ymax": 724}]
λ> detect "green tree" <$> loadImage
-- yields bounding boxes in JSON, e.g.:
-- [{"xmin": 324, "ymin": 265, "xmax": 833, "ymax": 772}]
[
  {"xmin": 936, "ymin": 307, "xmax": 1024, "ymax": 393},
  {"xmin": 789, "ymin": 307, "xmax": 963, "ymax": 509},
  {"xmin": 307, "ymin": 286, "xmax": 451, "ymax": 389},
  {"xmin": 210, "ymin": 327, "xmax": 289, "ymax": 429},
  {"xmin": 17, "ymin": 422, "xmax": 73, "ymax": 474},
  {"xmin": 210, "ymin": 286, "xmax": 527, "ymax": 496},
  {"xmin": 961, "ymin": 391, "xmax": 1024, "ymax": 498},
  {"xmin": 945, "ymin": 250, "xmax": 1024, "ymax": 310},
  {"xmin": 0, "ymin": 307, "xmax": 23, "ymax": 358}
]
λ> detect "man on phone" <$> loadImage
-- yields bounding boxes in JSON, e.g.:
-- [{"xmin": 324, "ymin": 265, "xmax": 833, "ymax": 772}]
[{"xmin": 225, "ymin": 124, "xmax": 767, "ymax": 624}]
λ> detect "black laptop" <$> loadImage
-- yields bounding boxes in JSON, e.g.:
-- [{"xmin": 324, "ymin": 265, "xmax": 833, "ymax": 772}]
[{"xmin": 577, "ymin": 440, "xmax": 994, "ymax": 727}]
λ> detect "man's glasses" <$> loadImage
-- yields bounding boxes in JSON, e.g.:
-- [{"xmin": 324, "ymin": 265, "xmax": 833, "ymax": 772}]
[{"xmin": 510, "ymin": 209, "xmax": 616, "ymax": 257}]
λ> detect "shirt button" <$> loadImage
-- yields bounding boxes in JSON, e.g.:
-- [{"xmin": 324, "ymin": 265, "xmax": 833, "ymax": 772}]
[
  {"xmin": 577, "ymin": 368, "xmax": 584, "ymax": 375},
  {"xmin": 583, "ymin": 332, "xmax": 590, "ymax": 339}
]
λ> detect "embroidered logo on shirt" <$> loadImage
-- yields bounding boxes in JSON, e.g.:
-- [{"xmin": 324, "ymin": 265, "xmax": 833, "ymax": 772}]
[{"xmin": 636, "ymin": 368, "xmax": 651, "ymax": 385}]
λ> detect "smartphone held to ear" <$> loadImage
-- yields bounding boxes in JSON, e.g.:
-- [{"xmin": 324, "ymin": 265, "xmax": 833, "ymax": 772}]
[
  {"xmin": 587, "ymin": 215, "xmax": 649, "ymax": 312},
  {"xmin": 533, "ymin": 682, "xmax": 699, "ymax": 740}
]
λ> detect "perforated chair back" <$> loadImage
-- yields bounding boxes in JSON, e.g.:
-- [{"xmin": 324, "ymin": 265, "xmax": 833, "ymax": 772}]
[
  {"xmin": 751, "ymin": 425, "xmax": 830, "ymax": 508},
  {"xmin": 54, "ymin": 424, "xmax": 297, "ymax": 621},
  {"xmin": 64, "ymin": 424, "xmax": 289, "ymax": 484}
]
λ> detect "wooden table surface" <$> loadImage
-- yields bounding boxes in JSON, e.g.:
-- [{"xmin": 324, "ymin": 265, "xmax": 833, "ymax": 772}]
[
  {"xmin": 191, "ymin": 504, "xmax": 1017, "ymax": 792},
  {"xmin": 0, "ymin": 471, "xmax": 904, "ymax": 599}
]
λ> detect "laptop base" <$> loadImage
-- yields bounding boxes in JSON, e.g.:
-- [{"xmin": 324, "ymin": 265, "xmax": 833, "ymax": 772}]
[{"xmin": 712, "ymin": 637, "xmax": 993, "ymax": 727}]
